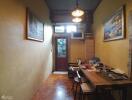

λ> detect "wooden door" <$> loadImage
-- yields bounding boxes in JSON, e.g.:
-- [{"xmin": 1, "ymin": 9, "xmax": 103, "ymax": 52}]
[{"xmin": 55, "ymin": 36, "xmax": 68, "ymax": 71}]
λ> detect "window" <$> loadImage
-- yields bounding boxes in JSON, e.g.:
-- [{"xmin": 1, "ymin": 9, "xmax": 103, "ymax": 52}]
[
  {"xmin": 66, "ymin": 25, "xmax": 77, "ymax": 33},
  {"xmin": 57, "ymin": 39, "xmax": 66, "ymax": 57},
  {"xmin": 55, "ymin": 24, "xmax": 77, "ymax": 33},
  {"xmin": 55, "ymin": 26, "xmax": 65, "ymax": 33}
]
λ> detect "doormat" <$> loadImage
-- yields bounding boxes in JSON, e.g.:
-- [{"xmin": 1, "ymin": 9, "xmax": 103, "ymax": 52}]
[{"xmin": 53, "ymin": 71, "xmax": 68, "ymax": 74}]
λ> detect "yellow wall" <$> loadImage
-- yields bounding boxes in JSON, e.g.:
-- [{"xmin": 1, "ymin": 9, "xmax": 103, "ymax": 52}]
[
  {"xmin": 69, "ymin": 40, "xmax": 85, "ymax": 62},
  {"xmin": 0, "ymin": 0, "xmax": 53, "ymax": 100},
  {"xmin": 84, "ymin": 38, "xmax": 95, "ymax": 61},
  {"xmin": 93, "ymin": 0, "xmax": 132, "ymax": 73},
  {"xmin": 69, "ymin": 38, "xmax": 94, "ymax": 63}
]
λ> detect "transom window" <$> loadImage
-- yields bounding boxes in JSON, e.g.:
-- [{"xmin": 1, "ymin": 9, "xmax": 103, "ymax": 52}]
[
  {"xmin": 66, "ymin": 25, "xmax": 77, "ymax": 33},
  {"xmin": 55, "ymin": 25, "xmax": 77, "ymax": 33},
  {"xmin": 55, "ymin": 26, "xmax": 65, "ymax": 33}
]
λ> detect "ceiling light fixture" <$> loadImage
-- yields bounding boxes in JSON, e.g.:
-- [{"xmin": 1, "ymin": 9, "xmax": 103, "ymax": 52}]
[
  {"xmin": 71, "ymin": 0, "xmax": 84, "ymax": 17},
  {"xmin": 72, "ymin": 17, "xmax": 82, "ymax": 23}
]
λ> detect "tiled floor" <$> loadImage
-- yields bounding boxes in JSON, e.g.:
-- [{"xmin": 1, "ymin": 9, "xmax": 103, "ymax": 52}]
[{"xmin": 32, "ymin": 74, "xmax": 74, "ymax": 100}]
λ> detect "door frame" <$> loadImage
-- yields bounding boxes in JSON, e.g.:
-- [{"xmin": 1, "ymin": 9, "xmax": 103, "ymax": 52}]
[{"xmin": 54, "ymin": 34, "xmax": 69, "ymax": 71}]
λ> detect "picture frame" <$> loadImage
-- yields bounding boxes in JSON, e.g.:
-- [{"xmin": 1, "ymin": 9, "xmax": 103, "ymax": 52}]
[
  {"xmin": 27, "ymin": 9, "xmax": 44, "ymax": 42},
  {"xmin": 104, "ymin": 6, "xmax": 125, "ymax": 41}
]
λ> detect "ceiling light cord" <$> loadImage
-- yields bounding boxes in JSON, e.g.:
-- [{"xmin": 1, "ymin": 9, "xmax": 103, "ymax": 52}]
[
  {"xmin": 76, "ymin": 0, "xmax": 79, "ymax": 8},
  {"xmin": 72, "ymin": 0, "xmax": 84, "ymax": 23}
]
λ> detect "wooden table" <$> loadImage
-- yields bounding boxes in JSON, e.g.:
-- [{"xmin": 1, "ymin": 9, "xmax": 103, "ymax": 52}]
[{"xmin": 80, "ymin": 68, "xmax": 132, "ymax": 100}]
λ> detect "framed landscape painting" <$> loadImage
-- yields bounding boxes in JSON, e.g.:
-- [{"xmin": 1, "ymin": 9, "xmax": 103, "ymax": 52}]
[
  {"xmin": 104, "ymin": 6, "xmax": 125, "ymax": 41},
  {"xmin": 27, "ymin": 9, "xmax": 44, "ymax": 42}
]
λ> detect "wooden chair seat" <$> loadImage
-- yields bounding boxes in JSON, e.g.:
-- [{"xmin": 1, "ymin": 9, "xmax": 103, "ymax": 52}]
[
  {"xmin": 74, "ymin": 77, "xmax": 80, "ymax": 82},
  {"xmin": 74, "ymin": 77, "xmax": 87, "ymax": 83}
]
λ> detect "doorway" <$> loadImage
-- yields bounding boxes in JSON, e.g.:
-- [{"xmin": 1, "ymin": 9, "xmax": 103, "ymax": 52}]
[{"xmin": 55, "ymin": 36, "xmax": 68, "ymax": 71}]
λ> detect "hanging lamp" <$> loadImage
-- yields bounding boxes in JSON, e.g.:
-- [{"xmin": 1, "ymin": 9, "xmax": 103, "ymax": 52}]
[
  {"xmin": 72, "ymin": 17, "xmax": 82, "ymax": 23},
  {"xmin": 71, "ymin": 0, "xmax": 84, "ymax": 17}
]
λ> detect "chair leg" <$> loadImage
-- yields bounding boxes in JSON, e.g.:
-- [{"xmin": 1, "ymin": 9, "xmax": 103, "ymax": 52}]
[
  {"xmin": 79, "ymin": 86, "xmax": 82, "ymax": 100},
  {"xmin": 72, "ymin": 80, "xmax": 76, "ymax": 95},
  {"xmin": 82, "ymin": 94, "xmax": 84, "ymax": 100},
  {"xmin": 72, "ymin": 81, "xmax": 74, "ymax": 91},
  {"xmin": 74, "ymin": 83, "xmax": 78, "ymax": 100}
]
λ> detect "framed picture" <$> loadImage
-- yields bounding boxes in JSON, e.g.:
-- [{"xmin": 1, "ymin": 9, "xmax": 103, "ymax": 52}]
[
  {"xmin": 104, "ymin": 6, "xmax": 125, "ymax": 41},
  {"xmin": 27, "ymin": 9, "xmax": 44, "ymax": 42}
]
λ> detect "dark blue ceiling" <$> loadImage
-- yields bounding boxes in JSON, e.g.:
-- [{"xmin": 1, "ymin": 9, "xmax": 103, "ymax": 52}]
[
  {"xmin": 44, "ymin": 0, "xmax": 101, "ymax": 25},
  {"xmin": 45, "ymin": 0, "xmax": 101, "ymax": 11}
]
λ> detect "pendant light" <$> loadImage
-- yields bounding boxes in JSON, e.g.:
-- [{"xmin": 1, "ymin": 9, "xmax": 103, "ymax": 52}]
[
  {"xmin": 72, "ymin": 17, "xmax": 82, "ymax": 23},
  {"xmin": 71, "ymin": 0, "xmax": 84, "ymax": 17}
]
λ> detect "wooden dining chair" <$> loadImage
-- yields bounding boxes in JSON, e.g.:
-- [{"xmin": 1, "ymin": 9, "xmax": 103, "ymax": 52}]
[
  {"xmin": 68, "ymin": 58, "xmax": 82, "ymax": 78},
  {"xmin": 72, "ymin": 70, "xmax": 87, "ymax": 100}
]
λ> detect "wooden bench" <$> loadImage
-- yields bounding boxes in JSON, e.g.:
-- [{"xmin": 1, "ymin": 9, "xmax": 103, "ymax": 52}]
[{"xmin": 80, "ymin": 82, "xmax": 95, "ymax": 100}]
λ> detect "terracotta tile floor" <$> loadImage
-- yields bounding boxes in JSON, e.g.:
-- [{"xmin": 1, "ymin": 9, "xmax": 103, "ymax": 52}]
[{"xmin": 32, "ymin": 74, "xmax": 74, "ymax": 100}]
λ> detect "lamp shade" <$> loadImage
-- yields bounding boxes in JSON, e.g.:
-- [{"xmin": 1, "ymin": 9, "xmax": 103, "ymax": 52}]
[
  {"xmin": 72, "ymin": 17, "xmax": 82, "ymax": 23},
  {"xmin": 72, "ymin": 8, "xmax": 84, "ymax": 17}
]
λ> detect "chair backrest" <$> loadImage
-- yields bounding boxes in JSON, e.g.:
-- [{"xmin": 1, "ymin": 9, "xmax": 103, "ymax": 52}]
[
  {"xmin": 76, "ymin": 70, "xmax": 81, "ymax": 79},
  {"xmin": 77, "ymin": 58, "xmax": 81, "ymax": 66},
  {"xmin": 76, "ymin": 70, "xmax": 82, "ymax": 83}
]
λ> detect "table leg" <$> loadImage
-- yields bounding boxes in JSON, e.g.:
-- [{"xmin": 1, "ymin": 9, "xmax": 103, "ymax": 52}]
[
  {"xmin": 94, "ymin": 88, "xmax": 102, "ymax": 100},
  {"xmin": 94, "ymin": 88, "xmax": 98, "ymax": 100},
  {"xmin": 122, "ymin": 87, "xmax": 127, "ymax": 100}
]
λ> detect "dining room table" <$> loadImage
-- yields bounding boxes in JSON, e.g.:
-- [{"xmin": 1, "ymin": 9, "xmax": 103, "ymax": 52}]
[{"xmin": 80, "ymin": 65, "xmax": 132, "ymax": 100}]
